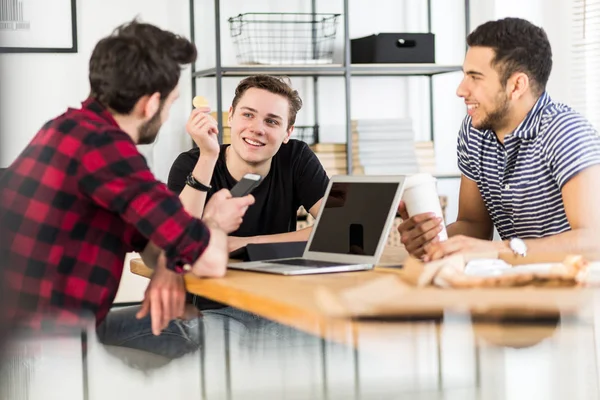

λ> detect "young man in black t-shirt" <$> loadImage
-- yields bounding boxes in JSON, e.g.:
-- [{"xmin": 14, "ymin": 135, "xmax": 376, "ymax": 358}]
[
  {"xmin": 168, "ymin": 75, "xmax": 329, "ymax": 250},
  {"xmin": 168, "ymin": 75, "xmax": 329, "ymax": 312}
]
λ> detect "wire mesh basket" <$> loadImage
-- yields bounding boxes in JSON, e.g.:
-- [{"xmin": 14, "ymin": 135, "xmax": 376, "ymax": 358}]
[{"xmin": 228, "ymin": 13, "xmax": 341, "ymax": 65}]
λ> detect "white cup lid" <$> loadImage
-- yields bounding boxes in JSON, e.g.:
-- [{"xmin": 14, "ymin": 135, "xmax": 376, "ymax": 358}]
[{"xmin": 404, "ymin": 173, "xmax": 437, "ymax": 190}]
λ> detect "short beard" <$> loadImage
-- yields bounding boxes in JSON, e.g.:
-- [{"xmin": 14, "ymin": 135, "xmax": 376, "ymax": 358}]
[
  {"xmin": 137, "ymin": 103, "xmax": 164, "ymax": 145},
  {"xmin": 474, "ymin": 90, "xmax": 510, "ymax": 133}
]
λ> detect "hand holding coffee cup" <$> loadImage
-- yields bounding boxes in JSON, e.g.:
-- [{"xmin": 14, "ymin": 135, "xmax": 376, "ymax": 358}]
[{"xmin": 397, "ymin": 173, "xmax": 448, "ymax": 258}]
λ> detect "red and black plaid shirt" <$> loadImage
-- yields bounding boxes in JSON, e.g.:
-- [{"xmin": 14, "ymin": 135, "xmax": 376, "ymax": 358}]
[{"xmin": 0, "ymin": 98, "xmax": 210, "ymax": 327}]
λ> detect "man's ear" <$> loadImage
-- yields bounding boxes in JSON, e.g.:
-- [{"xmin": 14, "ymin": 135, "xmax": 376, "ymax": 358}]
[
  {"xmin": 132, "ymin": 92, "xmax": 161, "ymax": 119},
  {"xmin": 228, "ymin": 106, "xmax": 234, "ymax": 125},
  {"xmin": 144, "ymin": 92, "xmax": 161, "ymax": 118},
  {"xmin": 508, "ymin": 72, "xmax": 530, "ymax": 101},
  {"xmin": 282, "ymin": 126, "xmax": 294, "ymax": 144}
]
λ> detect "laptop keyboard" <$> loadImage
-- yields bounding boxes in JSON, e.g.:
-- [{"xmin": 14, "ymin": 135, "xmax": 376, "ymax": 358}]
[{"xmin": 264, "ymin": 259, "xmax": 351, "ymax": 267}]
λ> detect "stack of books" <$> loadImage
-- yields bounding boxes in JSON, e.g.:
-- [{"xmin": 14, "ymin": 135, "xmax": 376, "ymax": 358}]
[
  {"xmin": 311, "ymin": 119, "xmax": 436, "ymax": 175},
  {"xmin": 310, "ymin": 142, "xmax": 364, "ymax": 176},
  {"xmin": 351, "ymin": 118, "xmax": 436, "ymax": 175}
]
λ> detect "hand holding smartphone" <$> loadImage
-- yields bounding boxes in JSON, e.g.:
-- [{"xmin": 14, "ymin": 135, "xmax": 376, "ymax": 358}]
[{"xmin": 230, "ymin": 173, "xmax": 262, "ymax": 197}]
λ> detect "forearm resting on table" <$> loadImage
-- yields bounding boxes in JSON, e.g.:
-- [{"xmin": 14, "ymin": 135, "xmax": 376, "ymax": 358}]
[
  {"xmin": 253, "ymin": 227, "xmax": 313, "ymax": 244},
  {"xmin": 446, "ymin": 220, "xmax": 493, "ymax": 240},
  {"xmin": 231, "ymin": 227, "xmax": 313, "ymax": 251},
  {"xmin": 522, "ymin": 228, "xmax": 600, "ymax": 255},
  {"xmin": 179, "ymin": 156, "xmax": 217, "ymax": 218}
]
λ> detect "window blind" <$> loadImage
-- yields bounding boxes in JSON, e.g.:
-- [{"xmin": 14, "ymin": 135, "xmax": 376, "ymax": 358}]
[{"xmin": 571, "ymin": 0, "xmax": 600, "ymax": 130}]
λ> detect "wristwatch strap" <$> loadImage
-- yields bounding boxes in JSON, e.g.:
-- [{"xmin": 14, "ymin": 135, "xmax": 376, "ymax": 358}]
[
  {"xmin": 186, "ymin": 173, "xmax": 212, "ymax": 192},
  {"xmin": 509, "ymin": 237, "xmax": 527, "ymax": 257}
]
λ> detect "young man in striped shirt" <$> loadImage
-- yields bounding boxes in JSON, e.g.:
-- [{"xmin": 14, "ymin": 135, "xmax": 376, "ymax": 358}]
[{"xmin": 398, "ymin": 17, "xmax": 600, "ymax": 261}]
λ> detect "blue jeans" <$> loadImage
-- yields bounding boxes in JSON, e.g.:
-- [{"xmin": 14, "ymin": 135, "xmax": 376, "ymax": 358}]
[
  {"xmin": 96, "ymin": 305, "xmax": 203, "ymax": 359},
  {"xmin": 95, "ymin": 306, "xmax": 290, "ymax": 359}
]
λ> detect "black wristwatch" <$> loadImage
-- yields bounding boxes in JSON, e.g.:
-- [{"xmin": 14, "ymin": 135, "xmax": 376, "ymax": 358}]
[{"xmin": 185, "ymin": 173, "xmax": 212, "ymax": 192}]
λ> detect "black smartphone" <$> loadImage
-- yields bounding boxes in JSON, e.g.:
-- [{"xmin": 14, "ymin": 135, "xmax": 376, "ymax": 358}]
[{"xmin": 230, "ymin": 173, "xmax": 262, "ymax": 197}]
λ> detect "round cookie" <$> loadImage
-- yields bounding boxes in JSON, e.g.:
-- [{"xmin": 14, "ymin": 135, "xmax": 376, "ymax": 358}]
[{"xmin": 192, "ymin": 96, "xmax": 209, "ymax": 108}]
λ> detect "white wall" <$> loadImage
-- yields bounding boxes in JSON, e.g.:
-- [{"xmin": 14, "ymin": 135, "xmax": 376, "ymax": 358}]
[
  {"xmin": 0, "ymin": 0, "xmax": 194, "ymax": 181},
  {"xmin": 0, "ymin": 0, "xmax": 574, "ymax": 301},
  {"xmin": 492, "ymin": 0, "xmax": 573, "ymax": 105}
]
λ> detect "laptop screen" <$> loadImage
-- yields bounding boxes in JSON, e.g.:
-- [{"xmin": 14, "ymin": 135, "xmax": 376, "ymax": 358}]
[{"xmin": 307, "ymin": 181, "xmax": 400, "ymax": 256}]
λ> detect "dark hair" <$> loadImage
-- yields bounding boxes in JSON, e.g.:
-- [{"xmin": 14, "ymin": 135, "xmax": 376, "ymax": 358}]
[
  {"xmin": 231, "ymin": 75, "xmax": 303, "ymax": 127},
  {"xmin": 467, "ymin": 17, "xmax": 552, "ymax": 95},
  {"xmin": 89, "ymin": 19, "xmax": 197, "ymax": 114}
]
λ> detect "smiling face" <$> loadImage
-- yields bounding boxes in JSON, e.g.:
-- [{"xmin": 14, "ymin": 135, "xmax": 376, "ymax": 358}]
[
  {"xmin": 228, "ymin": 87, "xmax": 293, "ymax": 165},
  {"xmin": 456, "ymin": 46, "xmax": 512, "ymax": 133}
]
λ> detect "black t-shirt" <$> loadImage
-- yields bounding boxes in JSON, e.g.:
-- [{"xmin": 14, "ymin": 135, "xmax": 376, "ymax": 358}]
[
  {"xmin": 168, "ymin": 139, "xmax": 329, "ymax": 309},
  {"xmin": 168, "ymin": 139, "xmax": 329, "ymax": 236}
]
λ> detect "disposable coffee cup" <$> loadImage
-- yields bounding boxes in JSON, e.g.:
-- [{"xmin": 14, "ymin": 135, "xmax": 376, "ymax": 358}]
[{"xmin": 402, "ymin": 173, "xmax": 448, "ymax": 241}]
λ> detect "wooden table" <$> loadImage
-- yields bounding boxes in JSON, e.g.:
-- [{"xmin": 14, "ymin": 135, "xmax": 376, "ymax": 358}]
[
  {"xmin": 130, "ymin": 245, "xmax": 594, "ymax": 345},
  {"xmin": 130, "ymin": 245, "xmax": 410, "ymax": 342},
  {"xmin": 124, "ymin": 246, "xmax": 600, "ymax": 399}
]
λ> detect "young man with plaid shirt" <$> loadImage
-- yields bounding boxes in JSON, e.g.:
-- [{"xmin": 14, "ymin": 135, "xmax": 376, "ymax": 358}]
[{"xmin": 0, "ymin": 21, "xmax": 254, "ymax": 351}]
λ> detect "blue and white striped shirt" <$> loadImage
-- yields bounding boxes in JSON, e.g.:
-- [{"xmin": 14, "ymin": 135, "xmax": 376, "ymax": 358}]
[{"xmin": 457, "ymin": 92, "xmax": 600, "ymax": 240}]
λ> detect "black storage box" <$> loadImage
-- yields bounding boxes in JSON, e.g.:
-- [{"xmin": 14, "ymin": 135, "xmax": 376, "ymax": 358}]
[{"xmin": 351, "ymin": 33, "xmax": 435, "ymax": 64}]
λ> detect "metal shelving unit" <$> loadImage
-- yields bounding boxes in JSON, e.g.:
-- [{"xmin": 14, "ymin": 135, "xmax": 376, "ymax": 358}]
[
  {"xmin": 193, "ymin": 64, "xmax": 463, "ymax": 78},
  {"xmin": 189, "ymin": 0, "xmax": 470, "ymax": 175}
]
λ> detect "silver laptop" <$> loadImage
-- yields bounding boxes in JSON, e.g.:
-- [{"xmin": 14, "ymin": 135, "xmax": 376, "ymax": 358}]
[{"xmin": 228, "ymin": 175, "xmax": 406, "ymax": 275}]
